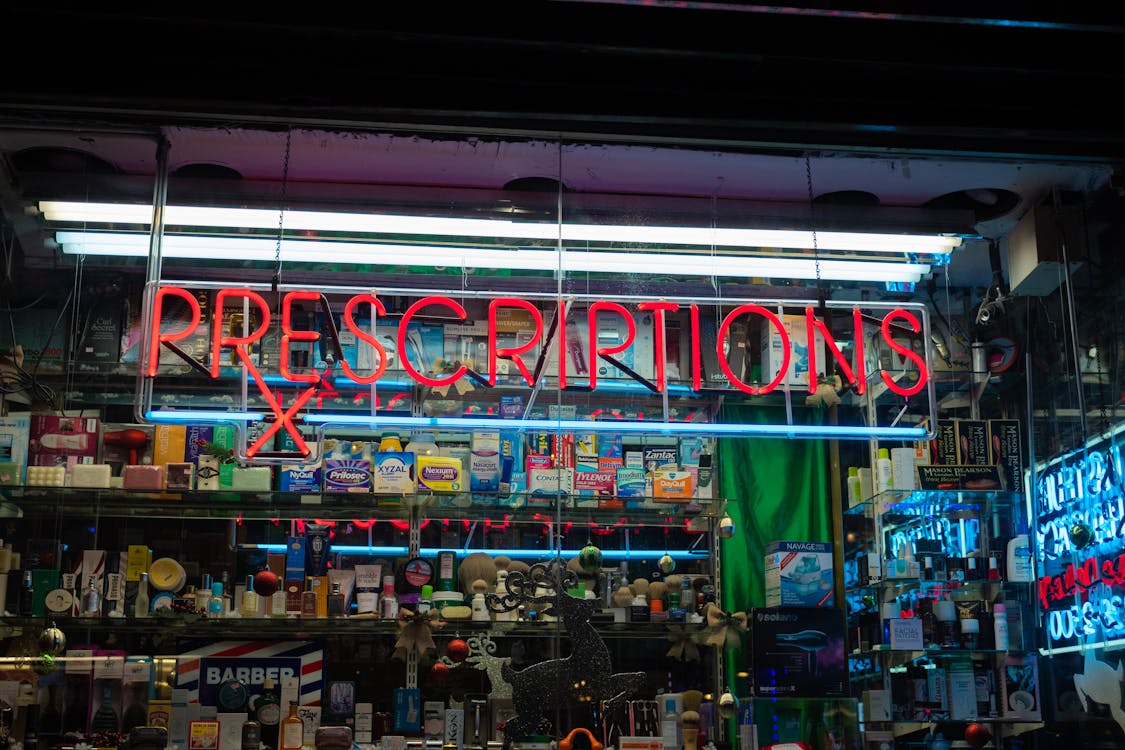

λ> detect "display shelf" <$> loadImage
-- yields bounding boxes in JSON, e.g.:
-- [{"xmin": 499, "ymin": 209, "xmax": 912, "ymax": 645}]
[
  {"xmin": 876, "ymin": 718, "xmax": 1044, "ymax": 739},
  {"xmin": 845, "ymin": 488, "xmax": 1024, "ymax": 518},
  {"xmin": 850, "ymin": 647, "xmax": 1017, "ymax": 658},
  {"xmin": 0, "ymin": 615, "xmax": 705, "ymax": 640},
  {"xmin": 0, "ymin": 485, "xmax": 722, "ymax": 523}
]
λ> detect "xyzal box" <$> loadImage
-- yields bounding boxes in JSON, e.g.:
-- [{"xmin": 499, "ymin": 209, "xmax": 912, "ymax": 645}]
[
  {"xmin": 372, "ymin": 452, "xmax": 415, "ymax": 494},
  {"xmin": 0, "ymin": 415, "xmax": 31, "ymax": 485},
  {"xmin": 764, "ymin": 541, "xmax": 835, "ymax": 608},
  {"xmin": 748, "ymin": 606, "xmax": 846, "ymax": 698}
]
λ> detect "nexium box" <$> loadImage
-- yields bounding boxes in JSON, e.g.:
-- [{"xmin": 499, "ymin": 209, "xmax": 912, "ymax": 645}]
[{"xmin": 764, "ymin": 540, "xmax": 835, "ymax": 608}]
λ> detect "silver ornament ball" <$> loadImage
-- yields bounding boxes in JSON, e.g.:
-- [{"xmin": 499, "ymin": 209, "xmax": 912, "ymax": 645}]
[
  {"xmin": 39, "ymin": 625, "xmax": 67, "ymax": 656},
  {"xmin": 718, "ymin": 514, "xmax": 736, "ymax": 539},
  {"xmin": 658, "ymin": 554, "xmax": 676, "ymax": 575},
  {"xmin": 717, "ymin": 692, "xmax": 739, "ymax": 719}
]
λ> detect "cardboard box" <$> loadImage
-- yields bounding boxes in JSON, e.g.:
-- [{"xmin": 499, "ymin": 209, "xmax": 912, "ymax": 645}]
[
  {"xmin": 0, "ymin": 415, "xmax": 31, "ymax": 485},
  {"xmin": 469, "ymin": 431, "xmax": 501, "ymax": 492},
  {"xmin": 748, "ymin": 606, "xmax": 846, "ymax": 697},
  {"xmin": 652, "ymin": 469, "xmax": 694, "ymax": 502},
  {"xmin": 761, "ymin": 313, "xmax": 825, "ymax": 389},
  {"xmin": 77, "ymin": 297, "xmax": 123, "ymax": 364},
  {"xmin": 999, "ymin": 652, "xmax": 1041, "ymax": 720},
  {"xmin": 931, "ymin": 422, "xmax": 959, "ymax": 465},
  {"xmin": 153, "ymin": 425, "xmax": 188, "ymax": 468},
  {"xmin": 30, "ymin": 415, "xmax": 99, "ymax": 468},
  {"xmin": 764, "ymin": 541, "xmax": 835, "ymax": 608},
  {"xmin": 990, "ymin": 419, "xmax": 1025, "ymax": 493},
  {"xmin": 955, "ymin": 419, "xmax": 991, "ymax": 464}
]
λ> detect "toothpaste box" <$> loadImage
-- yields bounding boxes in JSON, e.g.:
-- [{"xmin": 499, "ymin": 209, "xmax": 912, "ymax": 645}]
[
  {"xmin": 0, "ymin": 415, "xmax": 30, "ymax": 485},
  {"xmin": 598, "ymin": 434, "xmax": 623, "ymax": 460},
  {"xmin": 470, "ymin": 430, "xmax": 501, "ymax": 492},
  {"xmin": 280, "ymin": 464, "xmax": 323, "ymax": 492},
  {"xmin": 764, "ymin": 541, "xmax": 836, "ymax": 608},
  {"xmin": 372, "ymin": 452, "xmax": 415, "ymax": 494},
  {"xmin": 575, "ymin": 433, "xmax": 598, "ymax": 472}
]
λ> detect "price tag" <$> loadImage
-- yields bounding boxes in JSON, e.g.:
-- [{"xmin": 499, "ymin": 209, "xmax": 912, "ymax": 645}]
[
  {"xmin": 124, "ymin": 658, "xmax": 153, "ymax": 683},
  {"xmin": 65, "ymin": 649, "xmax": 94, "ymax": 674},
  {"xmin": 94, "ymin": 655, "xmax": 125, "ymax": 679}
]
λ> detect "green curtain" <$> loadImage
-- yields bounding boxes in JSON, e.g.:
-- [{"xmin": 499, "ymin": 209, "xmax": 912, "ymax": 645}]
[{"xmin": 717, "ymin": 404, "xmax": 833, "ymax": 716}]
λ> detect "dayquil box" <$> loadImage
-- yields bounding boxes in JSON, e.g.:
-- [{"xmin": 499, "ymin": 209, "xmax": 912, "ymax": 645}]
[
  {"xmin": 764, "ymin": 540, "xmax": 835, "ymax": 608},
  {"xmin": 417, "ymin": 455, "xmax": 463, "ymax": 492},
  {"xmin": 372, "ymin": 451, "xmax": 415, "ymax": 494},
  {"xmin": 653, "ymin": 469, "xmax": 694, "ymax": 502}
]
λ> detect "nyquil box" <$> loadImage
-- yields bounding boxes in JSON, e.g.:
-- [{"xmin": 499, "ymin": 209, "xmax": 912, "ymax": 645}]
[
  {"xmin": 372, "ymin": 452, "xmax": 415, "ymax": 494},
  {"xmin": 470, "ymin": 430, "xmax": 500, "ymax": 492},
  {"xmin": 764, "ymin": 540, "xmax": 835, "ymax": 608},
  {"xmin": 280, "ymin": 464, "xmax": 322, "ymax": 492}
]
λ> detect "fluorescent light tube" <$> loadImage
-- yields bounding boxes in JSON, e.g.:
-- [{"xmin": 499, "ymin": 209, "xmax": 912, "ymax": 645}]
[
  {"xmin": 57, "ymin": 230, "xmax": 931, "ymax": 282},
  {"xmin": 41, "ymin": 200, "xmax": 963, "ymax": 255}
]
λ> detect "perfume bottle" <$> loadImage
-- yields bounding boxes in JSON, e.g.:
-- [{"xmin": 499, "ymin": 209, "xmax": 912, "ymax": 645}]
[
  {"xmin": 208, "ymin": 582, "xmax": 225, "ymax": 617},
  {"xmin": 134, "ymin": 572, "xmax": 150, "ymax": 618},
  {"xmin": 302, "ymin": 577, "xmax": 318, "ymax": 618},
  {"xmin": 379, "ymin": 576, "xmax": 399, "ymax": 619},
  {"xmin": 240, "ymin": 575, "xmax": 260, "ymax": 618},
  {"xmin": 326, "ymin": 582, "xmax": 346, "ymax": 618},
  {"xmin": 279, "ymin": 702, "xmax": 304, "ymax": 750}
]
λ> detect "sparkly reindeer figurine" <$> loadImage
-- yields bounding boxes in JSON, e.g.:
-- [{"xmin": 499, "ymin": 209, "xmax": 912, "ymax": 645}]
[{"xmin": 488, "ymin": 559, "xmax": 647, "ymax": 748}]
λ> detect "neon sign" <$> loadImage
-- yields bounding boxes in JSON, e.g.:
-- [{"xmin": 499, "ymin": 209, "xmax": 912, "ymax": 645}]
[
  {"xmin": 1035, "ymin": 425, "xmax": 1125, "ymax": 646},
  {"xmin": 139, "ymin": 285, "xmax": 936, "ymax": 459}
]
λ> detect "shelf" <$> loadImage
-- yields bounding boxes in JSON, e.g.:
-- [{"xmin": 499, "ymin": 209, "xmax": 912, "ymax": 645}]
[
  {"xmin": 850, "ymin": 647, "xmax": 1028, "ymax": 659},
  {"xmin": 0, "ymin": 485, "xmax": 723, "ymax": 524},
  {"xmin": 875, "ymin": 718, "xmax": 1044, "ymax": 739},
  {"xmin": 846, "ymin": 578, "xmax": 1023, "ymax": 596},
  {"xmin": 0, "ymin": 615, "xmax": 703, "ymax": 640},
  {"xmin": 846, "ymin": 489, "xmax": 1023, "ymax": 518}
]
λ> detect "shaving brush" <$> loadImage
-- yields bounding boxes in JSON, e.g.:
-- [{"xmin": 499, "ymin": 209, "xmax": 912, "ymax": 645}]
[{"xmin": 681, "ymin": 689, "xmax": 703, "ymax": 750}]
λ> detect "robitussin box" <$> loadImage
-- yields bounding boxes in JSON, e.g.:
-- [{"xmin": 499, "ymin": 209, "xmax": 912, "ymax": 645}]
[
  {"xmin": 748, "ymin": 606, "xmax": 846, "ymax": 698},
  {"xmin": 765, "ymin": 541, "xmax": 835, "ymax": 608}
]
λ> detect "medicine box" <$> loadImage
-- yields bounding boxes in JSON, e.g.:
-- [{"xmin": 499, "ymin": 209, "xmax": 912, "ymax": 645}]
[
  {"xmin": 760, "ymin": 313, "xmax": 825, "ymax": 389},
  {"xmin": 764, "ymin": 540, "xmax": 835, "ymax": 608}
]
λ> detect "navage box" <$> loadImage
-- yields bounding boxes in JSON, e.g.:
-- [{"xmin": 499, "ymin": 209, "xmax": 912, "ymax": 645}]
[{"xmin": 764, "ymin": 540, "xmax": 835, "ymax": 607}]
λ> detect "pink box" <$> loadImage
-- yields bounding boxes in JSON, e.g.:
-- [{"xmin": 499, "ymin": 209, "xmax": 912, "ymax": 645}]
[
  {"xmin": 122, "ymin": 464, "xmax": 165, "ymax": 490},
  {"xmin": 30, "ymin": 415, "xmax": 99, "ymax": 468}
]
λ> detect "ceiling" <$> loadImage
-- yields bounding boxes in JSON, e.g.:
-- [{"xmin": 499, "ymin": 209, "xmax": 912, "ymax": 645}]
[{"xmin": 0, "ymin": 4, "xmax": 1122, "ymax": 300}]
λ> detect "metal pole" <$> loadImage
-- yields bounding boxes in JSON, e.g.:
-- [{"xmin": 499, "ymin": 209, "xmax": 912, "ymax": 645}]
[{"xmin": 134, "ymin": 135, "xmax": 170, "ymax": 424}]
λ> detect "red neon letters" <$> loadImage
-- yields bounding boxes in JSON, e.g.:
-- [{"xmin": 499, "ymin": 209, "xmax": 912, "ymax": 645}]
[{"xmin": 146, "ymin": 287, "xmax": 932, "ymax": 424}]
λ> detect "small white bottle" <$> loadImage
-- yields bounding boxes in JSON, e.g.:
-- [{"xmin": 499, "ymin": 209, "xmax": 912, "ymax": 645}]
[
  {"xmin": 379, "ymin": 576, "xmax": 399, "ymax": 619},
  {"xmin": 846, "ymin": 467, "xmax": 863, "ymax": 504},
  {"xmin": 134, "ymin": 573, "xmax": 150, "ymax": 618},
  {"xmin": 1007, "ymin": 534, "xmax": 1033, "ymax": 582},
  {"xmin": 471, "ymin": 592, "xmax": 490, "ymax": 621},
  {"xmin": 993, "ymin": 603, "xmax": 1009, "ymax": 651},
  {"xmin": 493, "ymin": 570, "xmax": 517, "ymax": 622},
  {"xmin": 875, "ymin": 448, "xmax": 893, "ymax": 494}
]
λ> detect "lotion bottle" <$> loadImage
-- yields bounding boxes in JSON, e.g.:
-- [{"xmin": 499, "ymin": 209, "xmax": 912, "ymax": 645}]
[
  {"xmin": 875, "ymin": 448, "xmax": 893, "ymax": 494},
  {"xmin": 993, "ymin": 602, "xmax": 1009, "ymax": 650},
  {"xmin": 1007, "ymin": 531, "xmax": 1033, "ymax": 583}
]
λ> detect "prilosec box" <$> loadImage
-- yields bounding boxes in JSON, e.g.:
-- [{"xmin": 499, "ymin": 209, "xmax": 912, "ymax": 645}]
[{"xmin": 764, "ymin": 541, "xmax": 835, "ymax": 608}]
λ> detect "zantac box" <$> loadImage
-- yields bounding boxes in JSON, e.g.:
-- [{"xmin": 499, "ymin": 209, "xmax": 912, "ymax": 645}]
[{"xmin": 764, "ymin": 541, "xmax": 835, "ymax": 608}]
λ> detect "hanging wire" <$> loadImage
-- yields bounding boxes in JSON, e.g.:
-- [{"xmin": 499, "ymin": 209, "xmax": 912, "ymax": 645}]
[
  {"xmin": 273, "ymin": 127, "xmax": 292, "ymax": 296},
  {"xmin": 804, "ymin": 154, "xmax": 824, "ymax": 307}
]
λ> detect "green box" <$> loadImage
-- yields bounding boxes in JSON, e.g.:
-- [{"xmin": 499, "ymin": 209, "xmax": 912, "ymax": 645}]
[{"xmin": 31, "ymin": 569, "xmax": 60, "ymax": 617}]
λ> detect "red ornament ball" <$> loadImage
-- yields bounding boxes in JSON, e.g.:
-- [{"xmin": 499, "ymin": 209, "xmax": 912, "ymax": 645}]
[
  {"xmin": 446, "ymin": 638, "xmax": 470, "ymax": 663},
  {"xmin": 431, "ymin": 662, "xmax": 450, "ymax": 680},
  {"xmin": 964, "ymin": 723, "xmax": 992, "ymax": 749},
  {"xmin": 253, "ymin": 569, "xmax": 281, "ymax": 598}
]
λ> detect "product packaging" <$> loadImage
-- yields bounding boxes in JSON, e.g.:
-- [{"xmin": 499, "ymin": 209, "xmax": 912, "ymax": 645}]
[
  {"xmin": 372, "ymin": 452, "xmax": 415, "ymax": 494},
  {"xmin": 99, "ymin": 423, "xmax": 156, "ymax": 474},
  {"xmin": 323, "ymin": 440, "xmax": 373, "ymax": 493},
  {"xmin": 280, "ymin": 464, "xmax": 322, "ymax": 493},
  {"xmin": 764, "ymin": 541, "xmax": 835, "ymax": 607},
  {"xmin": 989, "ymin": 419, "xmax": 1025, "ymax": 493},
  {"xmin": 30, "ymin": 415, "xmax": 99, "ymax": 469},
  {"xmin": 574, "ymin": 470, "xmax": 615, "ymax": 508},
  {"xmin": 417, "ymin": 455, "xmax": 463, "ymax": 492},
  {"xmin": 0, "ymin": 415, "xmax": 31, "ymax": 485},
  {"xmin": 748, "ymin": 606, "xmax": 846, "ymax": 697},
  {"xmin": 652, "ymin": 469, "xmax": 694, "ymax": 502},
  {"xmin": 999, "ymin": 652, "xmax": 1041, "ymax": 720},
  {"xmin": 761, "ymin": 313, "xmax": 825, "ymax": 388},
  {"xmin": 955, "ymin": 419, "xmax": 991, "ymax": 464},
  {"xmin": 469, "ymin": 431, "xmax": 501, "ymax": 492}
]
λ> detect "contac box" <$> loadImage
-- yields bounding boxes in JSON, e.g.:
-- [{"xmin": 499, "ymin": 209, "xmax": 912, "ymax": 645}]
[{"xmin": 764, "ymin": 540, "xmax": 835, "ymax": 608}]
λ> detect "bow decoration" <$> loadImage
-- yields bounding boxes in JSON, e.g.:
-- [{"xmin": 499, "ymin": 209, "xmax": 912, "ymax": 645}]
[
  {"xmin": 393, "ymin": 608, "xmax": 444, "ymax": 660},
  {"xmin": 665, "ymin": 624, "xmax": 701, "ymax": 662},
  {"xmin": 431, "ymin": 358, "xmax": 476, "ymax": 397},
  {"xmin": 701, "ymin": 603, "xmax": 748, "ymax": 649}
]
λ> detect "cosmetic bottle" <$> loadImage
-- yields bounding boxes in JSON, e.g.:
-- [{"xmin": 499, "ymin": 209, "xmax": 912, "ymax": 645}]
[
  {"xmin": 379, "ymin": 576, "xmax": 399, "ymax": 619},
  {"xmin": 208, "ymin": 582, "xmax": 225, "ymax": 617},
  {"xmin": 875, "ymin": 448, "xmax": 893, "ymax": 493},
  {"xmin": 134, "ymin": 572, "xmax": 150, "ymax": 618},
  {"xmin": 301, "ymin": 577, "xmax": 318, "ymax": 618},
  {"xmin": 240, "ymin": 575, "xmax": 260, "ymax": 617},
  {"xmin": 327, "ymin": 582, "xmax": 346, "ymax": 618},
  {"xmin": 80, "ymin": 575, "xmax": 101, "ymax": 617},
  {"xmin": 993, "ymin": 602, "xmax": 1009, "ymax": 650}
]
